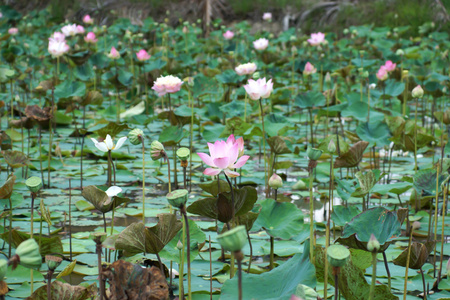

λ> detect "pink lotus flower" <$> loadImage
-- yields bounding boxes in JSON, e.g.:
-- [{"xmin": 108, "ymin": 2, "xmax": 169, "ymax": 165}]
[
  {"xmin": 307, "ymin": 32, "xmax": 325, "ymax": 46},
  {"xmin": 61, "ymin": 24, "xmax": 78, "ymax": 37},
  {"xmin": 136, "ymin": 49, "xmax": 151, "ymax": 61},
  {"xmin": 243, "ymin": 78, "xmax": 273, "ymax": 100},
  {"xmin": 383, "ymin": 60, "xmax": 396, "ymax": 72},
  {"xmin": 223, "ymin": 30, "xmax": 234, "ymax": 40},
  {"xmin": 83, "ymin": 15, "xmax": 94, "ymax": 25},
  {"xmin": 107, "ymin": 47, "xmax": 121, "ymax": 59},
  {"xmin": 48, "ymin": 40, "xmax": 69, "ymax": 57},
  {"xmin": 76, "ymin": 25, "xmax": 85, "ymax": 34},
  {"xmin": 49, "ymin": 32, "xmax": 65, "ymax": 42},
  {"xmin": 262, "ymin": 12, "xmax": 272, "ymax": 21},
  {"xmin": 8, "ymin": 28, "xmax": 18, "ymax": 35},
  {"xmin": 152, "ymin": 75, "xmax": 183, "ymax": 96},
  {"xmin": 197, "ymin": 134, "xmax": 249, "ymax": 178},
  {"xmin": 84, "ymin": 32, "xmax": 98, "ymax": 43},
  {"xmin": 303, "ymin": 62, "xmax": 317, "ymax": 76},
  {"xmin": 376, "ymin": 66, "xmax": 388, "ymax": 81},
  {"xmin": 235, "ymin": 62, "xmax": 257, "ymax": 76},
  {"xmin": 253, "ymin": 38, "xmax": 269, "ymax": 51}
]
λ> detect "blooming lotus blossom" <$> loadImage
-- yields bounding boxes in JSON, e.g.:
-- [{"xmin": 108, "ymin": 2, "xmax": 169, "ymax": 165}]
[
  {"xmin": 235, "ymin": 62, "xmax": 257, "ymax": 76},
  {"xmin": 84, "ymin": 32, "xmax": 98, "ymax": 43},
  {"xmin": 253, "ymin": 38, "xmax": 269, "ymax": 51},
  {"xmin": 136, "ymin": 49, "xmax": 151, "ymax": 61},
  {"xmin": 105, "ymin": 186, "xmax": 122, "ymax": 198},
  {"xmin": 376, "ymin": 66, "xmax": 388, "ymax": 81},
  {"xmin": 243, "ymin": 78, "xmax": 273, "ymax": 100},
  {"xmin": 303, "ymin": 62, "xmax": 317, "ymax": 76},
  {"xmin": 48, "ymin": 40, "xmax": 69, "ymax": 57},
  {"xmin": 83, "ymin": 15, "xmax": 94, "ymax": 25},
  {"xmin": 107, "ymin": 47, "xmax": 121, "ymax": 59},
  {"xmin": 61, "ymin": 24, "xmax": 78, "ymax": 37},
  {"xmin": 152, "ymin": 75, "xmax": 183, "ymax": 96},
  {"xmin": 197, "ymin": 135, "xmax": 250, "ymax": 177},
  {"xmin": 383, "ymin": 60, "xmax": 396, "ymax": 72},
  {"xmin": 76, "ymin": 25, "xmax": 85, "ymax": 34},
  {"xmin": 49, "ymin": 32, "xmax": 65, "ymax": 42},
  {"xmin": 262, "ymin": 12, "xmax": 272, "ymax": 21},
  {"xmin": 307, "ymin": 32, "xmax": 325, "ymax": 46},
  {"xmin": 226, "ymin": 134, "xmax": 245, "ymax": 157},
  {"xmin": 8, "ymin": 28, "xmax": 18, "ymax": 35},
  {"xmin": 90, "ymin": 134, "xmax": 127, "ymax": 153},
  {"xmin": 223, "ymin": 30, "xmax": 234, "ymax": 40}
]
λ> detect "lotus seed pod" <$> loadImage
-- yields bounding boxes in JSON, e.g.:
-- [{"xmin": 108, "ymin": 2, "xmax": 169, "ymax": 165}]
[
  {"xmin": 412, "ymin": 85, "xmax": 424, "ymax": 98},
  {"xmin": 307, "ymin": 148, "xmax": 322, "ymax": 161},
  {"xmin": 166, "ymin": 189, "xmax": 188, "ymax": 209},
  {"xmin": 367, "ymin": 234, "xmax": 380, "ymax": 252},
  {"xmin": 25, "ymin": 176, "xmax": 42, "ymax": 193},
  {"xmin": 176, "ymin": 147, "xmax": 190, "ymax": 161},
  {"xmin": 89, "ymin": 232, "xmax": 107, "ymax": 243},
  {"xmin": 0, "ymin": 260, "xmax": 7, "ymax": 281},
  {"xmin": 269, "ymin": 173, "xmax": 283, "ymax": 189},
  {"xmin": 13, "ymin": 239, "xmax": 42, "ymax": 270},
  {"xmin": 327, "ymin": 244, "xmax": 350, "ymax": 268},
  {"xmin": 45, "ymin": 255, "xmax": 63, "ymax": 271},
  {"xmin": 128, "ymin": 129, "xmax": 144, "ymax": 145},
  {"xmin": 150, "ymin": 140, "xmax": 165, "ymax": 161},
  {"xmin": 217, "ymin": 225, "xmax": 247, "ymax": 252}
]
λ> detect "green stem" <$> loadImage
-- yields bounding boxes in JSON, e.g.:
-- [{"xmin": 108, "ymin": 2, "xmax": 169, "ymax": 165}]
[
  {"xmin": 179, "ymin": 223, "xmax": 185, "ymax": 299},
  {"xmin": 9, "ymin": 197, "xmax": 12, "ymax": 257},
  {"xmin": 141, "ymin": 138, "xmax": 145, "ymax": 223},
  {"xmin": 269, "ymin": 236, "xmax": 274, "ymax": 270},
  {"xmin": 403, "ymin": 226, "xmax": 414, "ymax": 300},
  {"xmin": 181, "ymin": 208, "xmax": 192, "ymax": 300},
  {"xmin": 309, "ymin": 167, "xmax": 315, "ymax": 263},
  {"xmin": 258, "ymin": 99, "xmax": 268, "ymax": 196},
  {"xmin": 368, "ymin": 252, "xmax": 377, "ymax": 300},
  {"xmin": 414, "ymin": 97, "xmax": 418, "ymax": 172}
]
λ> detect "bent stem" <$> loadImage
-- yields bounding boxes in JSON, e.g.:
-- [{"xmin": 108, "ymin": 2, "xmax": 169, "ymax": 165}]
[
  {"xmin": 181, "ymin": 206, "xmax": 191, "ymax": 300},
  {"xmin": 368, "ymin": 251, "xmax": 377, "ymax": 300}
]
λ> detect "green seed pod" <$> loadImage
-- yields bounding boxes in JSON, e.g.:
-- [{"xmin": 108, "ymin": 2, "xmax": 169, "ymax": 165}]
[
  {"xmin": 166, "ymin": 189, "xmax": 188, "ymax": 209},
  {"xmin": 176, "ymin": 147, "xmax": 190, "ymax": 161},
  {"xmin": 14, "ymin": 239, "xmax": 42, "ymax": 270},
  {"xmin": 45, "ymin": 255, "xmax": 63, "ymax": 271},
  {"xmin": 128, "ymin": 129, "xmax": 144, "ymax": 145},
  {"xmin": 0, "ymin": 260, "xmax": 7, "ymax": 281},
  {"xmin": 25, "ymin": 176, "xmax": 42, "ymax": 193},
  {"xmin": 217, "ymin": 225, "xmax": 247, "ymax": 252},
  {"xmin": 307, "ymin": 148, "xmax": 322, "ymax": 161},
  {"xmin": 327, "ymin": 244, "xmax": 350, "ymax": 268}
]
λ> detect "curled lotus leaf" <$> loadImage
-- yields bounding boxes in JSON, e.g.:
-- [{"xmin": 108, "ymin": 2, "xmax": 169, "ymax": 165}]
[
  {"xmin": 393, "ymin": 241, "xmax": 435, "ymax": 270},
  {"xmin": 81, "ymin": 185, "xmax": 129, "ymax": 213},
  {"xmin": 27, "ymin": 280, "xmax": 97, "ymax": 300},
  {"xmin": 267, "ymin": 136, "xmax": 292, "ymax": 155},
  {"xmin": 3, "ymin": 150, "xmax": 30, "ymax": 169},
  {"xmin": 0, "ymin": 173, "xmax": 16, "ymax": 199},
  {"xmin": 334, "ymin": 141, "xmax": 369, "ymax": 168},
  {"xmin": 336, "ymin": 207, "xmax": 401, "ymax": 252},
  {"xmin": 25, "ymin": 105, "xmax": 52, "ymax": 122}
]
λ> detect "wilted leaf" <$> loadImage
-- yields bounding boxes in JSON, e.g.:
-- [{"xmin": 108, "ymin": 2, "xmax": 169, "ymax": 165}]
[
  {"xmin": 27, "ymin": 280, "xmax": 97, "ymax": 300},
  {"xmin": 0, "ymin": 173, "xmax": 16, "ymax": 199},
  {"xmin": 393, "ymin": 241, "xmax": 435, "ymax": 269},
  {"xmin": 3, "ymin": 150, "xmax": 30, "ymax": 169},
  {"xmin": 334, "ymin": 141, "xmax": 369, "ymax": 168}
]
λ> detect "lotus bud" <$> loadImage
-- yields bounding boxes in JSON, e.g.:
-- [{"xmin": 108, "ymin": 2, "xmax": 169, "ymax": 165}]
[
  {"xmin": 128, "ymin": 129, "xmax": 144, "ymax": 145},
  {"xmin": 369, "ymin": 83, "xmax": 376, "ymax": 89},
  {"xmin": 367, "ymin": 234, "xmax": 380, "ymax": 252},
  {"xmin": 9, "ymin": 239, "xmax": 42, "ymax": 270},
  {"xmin": 412, "ymin": 221, "xmax": 421, "ymax": 230},
  {"xmin": 177, "ymin": 240, "xmax": 184, "ymax": 251},
  {"xmin": 217, "ymin": 225, "xmax": 247, "ymax": 252},
  {"xmin": 412, "ymin": 85, "xmax": 424, "ymax": 98},
  {"xmin": 269, "ymin": 173, "xmax": 283, "ymax": 189},
  {"xmin": 327, "ymin": 244, "xmax": 350, "ymax": 268},
  {"xmin": 0, "ymin": 260, "xmax": 7, "ymax": 281},
  {"xmin": 252, "ymin": 72, "xmax": 261, "ymax": 80},
  {"xmin": 307, "ymin": 148, "xmax": 323, "ymax": 161},
  {"xmin": 150, "ymin": 140, "xmax": 165, "ymax": 161},
  {"xmin": 396, "ymin": 49, "xmax": 404, "ymax": 56},
  {"xmin": 166, "ymin": 189, "xmax": 188, "ymax": 209},
  {"xmin": 328, "ymin": 140, "xmax": 336, "ymax": 153},
  {"xmin": 25, "ymin": 176, "xmax": 42, "ymax": 193},
  {"xmin": 45, "ymin": 255, "xmax": 63, "ymax": 271}
]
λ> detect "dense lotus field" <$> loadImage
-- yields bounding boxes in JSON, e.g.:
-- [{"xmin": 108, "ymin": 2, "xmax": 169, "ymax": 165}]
[{"xmin": 0, "ymin": 5, "xmax": 450, "ymax": 300}]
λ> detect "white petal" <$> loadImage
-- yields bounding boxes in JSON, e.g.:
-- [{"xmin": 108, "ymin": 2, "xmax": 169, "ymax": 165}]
[
  {"xmin": 105, "ymin": 134, "xmax": 113, "ymax": 150},
  {"xmin": 114, "ymin": 137, "xmax": 127, "ymax": 150},
  {"xmin": 105, "ymin": 186, "xmax": 122, "ymax": 197},
  {"xmin": 95, "ymin": 142, "xmax": 109, "ymax": 152}
]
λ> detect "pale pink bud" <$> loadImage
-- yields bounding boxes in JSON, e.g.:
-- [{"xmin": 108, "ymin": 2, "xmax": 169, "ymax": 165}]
[
  {"xmin": 136, "ymin": 49, "xmax": 151, "ymax": 61},
  {"xmin": 84, "ymin": 32, "xmax": 98, "ymax": 43},
  {"xmin": 303, "ymin": 62, "xmax": 317, "ymax": 76},
  {"xmin": 107, "ymin": 47, "xmax": 121, "ymax": 59},
  {"xmin": 262, "ymin": 12, "xmax": 272, "ymax": 21},
  {"xmin": 253, "ymin": 38, "xmax": 269, "ymax": 51},
  {"xmin": 376, "ymin": 66, "xmax": 388, "ymax": 81},
  {"xmin": 8, "ymin": 28, "xmax": 18, "ymax": 35},
  {"xmin": 223, "ymin": 30, "xmax": 234, "ymax": 40},
  {"xmin": 83, "ymin": 15, "xmax": 94, "ymax": 25}
]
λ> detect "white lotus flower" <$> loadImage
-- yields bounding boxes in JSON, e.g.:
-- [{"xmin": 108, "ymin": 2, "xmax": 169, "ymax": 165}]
[
  {"xmin": 105, "ymin": 186, "xmax": 122, "ymax": 198},
  {"xmin": 90, "ymin": 134, "xmax": 127, "ymax": 153}
]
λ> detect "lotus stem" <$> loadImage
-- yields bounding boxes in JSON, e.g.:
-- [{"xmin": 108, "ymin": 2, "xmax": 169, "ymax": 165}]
[
  {"xmin": 224, "ymin": 174, "xmax": 235, "ymax": 220},
  {"xmin": 155, "ymin": 253, "xmax": 165, "ymax": 277},
  {"xmin": 178, "ymin": 242, "xmax": 184, "ymax": 299},
  {"xmin": 47, "ymin": 269, "xmax": 53, "ymax": 300},
  {"xmin": 269, "ymin": 236, "xmax": 274, "ymax": 270},
  {"xmin": 420, "ymin": 266, "xmax": 427, "ymax": 300},
  {"xmin": 333, "ymin": 267, "xmax": 340, "ymax": 300},
  {"xmin": 96, "ymin": 240, "xmax": 105, "ymax": 300},
  {"xmin": 368, "ymin": 251, "xmax": 377, "ymax": 300},
  {"xmin": 244, "ymin": 93, "xmax": 248, "ymax": 122},
  {"xmin": 209, "ymin": 236, "xmax": 212, "ymax": 299},
  {"xmin": 381, "ymin": 251, "xmax": 391, "ymax": 289},
  {"xmin": 247, "ymin": 231, "xmax": 253, "ymax": 273},
  {"xmin": 173, "ymin": 146, "xmax": 178, "ymax": 189},
  {"xmin": 189, "ymin": 87, "xmax": 194, "ymax": 192},
  {"xmin": 102, "ymin": 213, "xmax": 107, "ymax": 234},
  {"xmin": 114, "ymin": 61, "xmax": 120, "ymax": 123},
  {"xmin": 309, "ymin": 167, "xmax": 315, "ymax": 263},
  {"xmin": 164, "ymin": 152, "xmax": 172, "ymax": 194},
  {"xmin": 181, "ymin": 206, "xmax": 191, "ymax": 300},
  {"xmin": 8, "ymin": 197, "xmax": 12, "ymax": 257},
  {"xmin": 438, "ymin": 181, "xmax": 448, "ymax": 282},
  {"xmin": 107, "ymin": 151, "xmax": 112, "ymax": 187},
  {"xmin": 141, "ymin": 138, "xmax": 146, "ymax": 223},
  {"xmin": 403, "ymin": 224, "xmax": 414, "ymax": 300},
  {"xmin": 433, "ymin": 165, "xmax": 440, "ymax": 278},
  {"xmin": 258, "ymin": 99, "xmax": 268, "ymax": 197},
  {"xmin": 69, "ymin": 179, "xmax": 72, "ymax": 261},
  {"xmin": 236, "ymin": 251, "xmax": 243, "ymax": 300},
  {"xmin": 414, "ymin": 96, "xmax": 418, "ymax": 172}
]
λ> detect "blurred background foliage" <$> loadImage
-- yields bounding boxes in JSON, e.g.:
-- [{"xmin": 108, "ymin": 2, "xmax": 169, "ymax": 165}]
[{"xmin": 1, "ymin": 0, "xmax": 450, "ymax": 35}]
